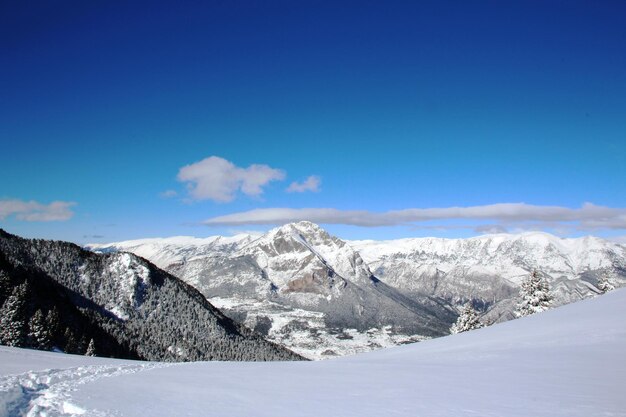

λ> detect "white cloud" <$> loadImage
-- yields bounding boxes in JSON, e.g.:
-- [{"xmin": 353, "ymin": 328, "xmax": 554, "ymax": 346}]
[
  {"xmin": 202, "ymin": 202, "xmax": 626, "ymax": 232},
  {"xmin": 0, "ymin": 199, "xmax": 76, "ymax": 222},
  {"xmin": 177, "ymin": 156, "xmax": 286, "ymax": 202},
  {"xmin": 205, "ymin": 207, "xmax": 372, "ymax": 226},
  {"xmin": 474, "ymin": 224, "xmax": 509, "ymax": 234},
  {"xmin": 286, "ymin": 176, "xmax": 321, "ymax": 193},
  {"xmin": 159, "ymin": 190, "xmax": 178, "ymax": 199}
]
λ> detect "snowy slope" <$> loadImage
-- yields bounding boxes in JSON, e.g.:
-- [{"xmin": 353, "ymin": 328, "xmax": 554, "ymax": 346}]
[{"xmin": 2, "ymin": 289, "xmax": 625, "ymax": 417}]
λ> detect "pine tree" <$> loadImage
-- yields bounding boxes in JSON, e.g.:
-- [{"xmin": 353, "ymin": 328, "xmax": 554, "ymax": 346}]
[
  {"xmin": 515, "ymin": 270, "xmax": 553, "ymax": 317},
  {"xmin": 63, "ymin": 327, "xmax": 78, "ymax": 353},
  {"xmin": 46, "ymin": 307, "xmax": 61, "ymax": 335},
  {"xmin": 0, "ymin": 283, "xmax": 28, "ymax": 346},
  {"xmin": 86, "ymin": 338, "xmax": 97, "ymax": 356},
  {"xmin": 28, "ymin": 309, "xmax": 52, "ymax": 350},
  {"xmin": 597, "ymin": 274, "xmax": 615, "ymax": 294},
  {"xmin": 450, "ymin": 303, "xmax": 484, "ymax": 334},
  {"xmin": 43, "ymin": 307, "xmax": 62, "ymax": 349}
]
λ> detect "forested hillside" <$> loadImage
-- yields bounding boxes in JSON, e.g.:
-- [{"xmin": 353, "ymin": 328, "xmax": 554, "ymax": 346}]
[{"xmin": 0, "ymin": 229, "xmax": 303, "ymax": 362}]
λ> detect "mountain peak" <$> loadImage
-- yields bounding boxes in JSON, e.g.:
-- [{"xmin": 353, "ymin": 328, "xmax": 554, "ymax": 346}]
[
  {"xmin": 277, "ymin": 221, "xmax": 325, "ymax": 233},
  {"xmin": 266, "ymin": 221, "xmax": 332, "ymax": 243},
  {"xmin": 246, "ymin": 221, "xmax": 374, "ymax": 287}
]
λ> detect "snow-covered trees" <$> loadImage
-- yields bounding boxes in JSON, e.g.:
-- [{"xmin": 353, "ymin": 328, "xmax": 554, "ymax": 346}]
[
  {"xmin": 46, "ymin": 307, "xmax": 61, "ymax": 338},
  {"xmin": 0, "ymin": 228, "xmax": 303, "ymax": 362},
  {"xmin": 450, "ymin": 304, "xmax": 484, "ymax": 334},
  {"xmin": 86, "ymin": 338, "xmax": 97, "ymax": 356},
  {"xmin": 0, "ymin": 282, "xmax": 28, "ymax": 346},
  {"xmin": 28, "ymin": 309, "xmax": 52, "ymax": 350},
  {"xmin": 597, "ymin": 274, "xmax": 615, "ymax": 294},
  {"xmin": 515, "ymin": 271, "xmax": 553, "ymax": 317}
]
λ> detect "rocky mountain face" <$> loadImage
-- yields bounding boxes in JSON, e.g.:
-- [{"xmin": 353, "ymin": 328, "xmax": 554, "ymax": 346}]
[
  {"xmin": 350, "ymin": 233, "xmax": 626, "ymax": 323},
  {"xmin": 0, "ymin": 229, "xmax": 302, "ymax": 362},
  {"xmin": 90, "ymin": 223, "xmax": 626, "ymax": 359}
]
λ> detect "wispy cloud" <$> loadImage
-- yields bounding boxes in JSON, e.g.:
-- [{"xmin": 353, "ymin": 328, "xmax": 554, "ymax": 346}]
[
  {"xmin": 0, "ymin": 199, "xmax": 76, "ymax": 222},
  {"xmin": 159, "ymin": 190, "xmax": 178, "ymax": 199},
  {"xmin": 202, "ymin": 203, "xmax": 626, "ymax": 232},
  {"xmin": 473, "ymin": 224, "xmax": 509, "ymax": 234},
  {"xmin": 286, "ymin": 176, "xmax": 321, "ymax": 193},
  {"xmin": 83, "ymin": 234, "xmax": 105, "ymax": 239},
  {"xmin": 177, "ymin": 156, "xmax": 286, "ymax": 202}
]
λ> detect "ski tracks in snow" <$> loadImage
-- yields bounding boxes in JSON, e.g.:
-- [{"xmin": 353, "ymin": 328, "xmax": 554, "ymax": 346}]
[{"xmin": 0, "ymin": 362, "xmax": 167, "ymax": 417}]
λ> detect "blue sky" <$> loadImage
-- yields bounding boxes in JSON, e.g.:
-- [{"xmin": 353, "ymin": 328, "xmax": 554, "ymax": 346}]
[{"xmin": 1, "ymin": 1, "xmax": 625, "ymax": 243}]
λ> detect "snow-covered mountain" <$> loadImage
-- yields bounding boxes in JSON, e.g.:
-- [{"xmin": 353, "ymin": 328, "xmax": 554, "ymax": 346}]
[
  {"xmin": 90, "ymin": 222, "xmax": 454, "ymax": 359},
  {"xmin": 93, "ymin": 234, "xmax": 255, "ymax": 270},
  {"xmin": 0, "ymin": 229, "xmax": 302, "ymax": 362},
  {"xmin": 89, "ymin": 223, "xmax": 626, "ymax": 359},
  {"xmin": 351, "ymin": 232, "xmax": 626, "ymax": 322},
  {"xmin": 2, "ymin": 288, "xmax": 625, "ymax": 417}
]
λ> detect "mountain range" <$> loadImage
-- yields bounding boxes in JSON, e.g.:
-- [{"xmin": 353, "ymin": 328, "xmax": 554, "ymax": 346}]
[
  {"xmin": 0, "ymin": 229, "xmax": 302, "ymax": 362},
  {"xmin": 89, "ymin": 221, "xmax": 626, "ymax": 359}
]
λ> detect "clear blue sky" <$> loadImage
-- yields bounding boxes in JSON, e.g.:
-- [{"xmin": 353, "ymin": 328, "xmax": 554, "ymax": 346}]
[{"xmin": 1, "ymin": 1, "xmax": 625, "ymax": 243}]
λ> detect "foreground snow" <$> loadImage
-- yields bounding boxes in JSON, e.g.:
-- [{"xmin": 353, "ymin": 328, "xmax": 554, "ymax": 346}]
[{"xmin": 2, "ymin": 290, "xmax": 626, "ymax": 417}]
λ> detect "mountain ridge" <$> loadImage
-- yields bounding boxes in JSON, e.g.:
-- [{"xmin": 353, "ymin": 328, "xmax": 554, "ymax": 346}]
[
  {"xmin": 0, "ymin": 229, "xmax": 303, "ymax": 362},
  {"xmin": 88, "ymin": 222, "xmax": 626, "ymax": 359}
]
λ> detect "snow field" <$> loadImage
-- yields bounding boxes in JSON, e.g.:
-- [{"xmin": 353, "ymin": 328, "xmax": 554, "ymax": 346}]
[
  {"xmin": 2, "ymin": 289, "xmax": 625, "ymax": 417},
  {"xmin": 0, "ymin": 359, "xmax": 167, "ymax": 417}
]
